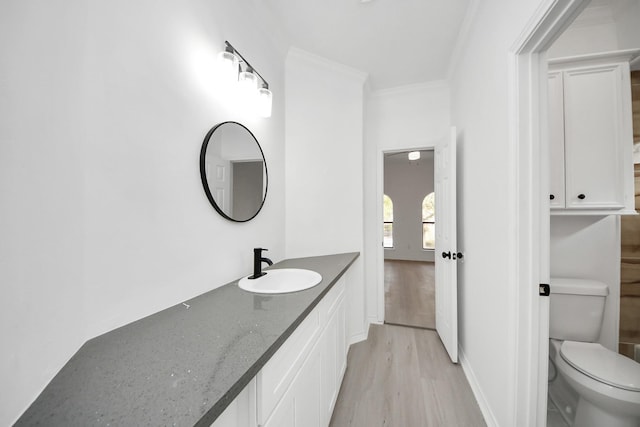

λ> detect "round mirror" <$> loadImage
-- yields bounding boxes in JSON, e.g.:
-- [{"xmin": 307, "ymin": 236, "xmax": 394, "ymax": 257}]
[{"xmin": 199, "ymin": 122, "xmax": 268, "ymax": 222}]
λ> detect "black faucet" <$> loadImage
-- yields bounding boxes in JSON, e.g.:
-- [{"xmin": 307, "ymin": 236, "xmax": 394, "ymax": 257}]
[{"xmin": 249, "ymin": 248, "xmax": 273, "ymax": 279}]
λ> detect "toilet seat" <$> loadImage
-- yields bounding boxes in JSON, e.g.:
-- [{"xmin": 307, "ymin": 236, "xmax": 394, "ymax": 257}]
[{"xmin": 560, "ymin": 341, "xmax": 640, "ymax": 392}]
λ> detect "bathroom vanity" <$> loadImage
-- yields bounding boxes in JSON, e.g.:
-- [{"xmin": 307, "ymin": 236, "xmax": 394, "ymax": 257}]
[
  {"xmin": 15, "ymin": 252, "xmax": 359, "ymax": 427},
  {"xmin": 214, "ymin": 261, "xmax": 349, "ymax": 427}
]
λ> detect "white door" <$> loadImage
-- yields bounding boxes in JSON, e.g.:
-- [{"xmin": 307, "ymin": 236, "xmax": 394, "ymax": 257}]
[
  {"xmin": 206, "ymin": 157, "xmax": 230, "ymax": 213},
  {"xmin": 435, "ymin": 127, "xmax": 458, "ymax": 363}
]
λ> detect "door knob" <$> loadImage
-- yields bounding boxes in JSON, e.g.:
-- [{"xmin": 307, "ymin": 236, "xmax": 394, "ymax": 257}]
[
  {"xmin": 442, "ymin": 251, "xmax": 451, "ymax": 259},
  {"xmin": 578, "ymin": 194, "xmax": 586, "ymax": 200}
]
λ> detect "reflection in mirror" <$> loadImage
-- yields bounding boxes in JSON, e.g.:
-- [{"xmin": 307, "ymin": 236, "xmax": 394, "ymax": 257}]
[{"xmin": 199, "ymin": 122, "xmax": 268, "ymax": 222}]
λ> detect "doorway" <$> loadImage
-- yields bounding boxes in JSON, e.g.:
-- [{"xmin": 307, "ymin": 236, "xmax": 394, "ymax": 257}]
[
  {"xmin": 509, "ymin": 0, "xmax": 593, "ymax": 425},
  {"xmin": 544, "ymin": 3, "xmax": 640, "ymax": 426},
  {"xmin": 382, "ymin": 150, "xmax": 436, "ymax": 330}
]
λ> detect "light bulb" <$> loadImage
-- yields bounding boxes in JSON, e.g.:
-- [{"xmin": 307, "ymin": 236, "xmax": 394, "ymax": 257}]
[
  {"xmin": 408, "ymin": 151, "xmax": 420, "ymax": 161},
  {"xmin": 257, "ymin": 86, "xmax": 272, "ymax": 118},
  {"xmin": 238, "ymin": 69, "xmax": 259, "ymax": 99},
  {"xmin": 217, "ymin": 49, "xmax": 239, "ymax": 85}
]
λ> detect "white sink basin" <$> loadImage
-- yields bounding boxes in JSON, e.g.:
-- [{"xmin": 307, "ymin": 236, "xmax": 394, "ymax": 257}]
[{"xmin": 238, "ymin": 268, "xmax": 322, "ymax": 294}]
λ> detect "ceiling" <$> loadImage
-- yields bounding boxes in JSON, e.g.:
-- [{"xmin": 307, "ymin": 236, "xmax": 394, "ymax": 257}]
[{"xmin": 264, "ymin": 0, "xmax": 471, "ymax": 90}]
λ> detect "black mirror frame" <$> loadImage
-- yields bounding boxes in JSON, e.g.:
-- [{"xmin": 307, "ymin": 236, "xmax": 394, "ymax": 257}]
[{"xmin": 199, "ymin": 121, "xmax": 268, "ymax": 223}]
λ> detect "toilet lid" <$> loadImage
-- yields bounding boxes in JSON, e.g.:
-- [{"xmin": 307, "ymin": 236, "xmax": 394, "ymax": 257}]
[{"xmin": 560, "ymin": 341, "xmax": 640, "ymax": 392}]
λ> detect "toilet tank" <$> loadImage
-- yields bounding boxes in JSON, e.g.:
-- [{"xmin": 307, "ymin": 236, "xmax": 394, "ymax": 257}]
[{"xmin": 549, "ymin": 277, "xmax": 609, "ymax": 342}]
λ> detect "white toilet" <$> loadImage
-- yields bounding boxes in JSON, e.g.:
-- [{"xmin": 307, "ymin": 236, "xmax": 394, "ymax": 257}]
[{"xmin": 549, "ymin": 277, "xmax": 640, "ymax": 427}]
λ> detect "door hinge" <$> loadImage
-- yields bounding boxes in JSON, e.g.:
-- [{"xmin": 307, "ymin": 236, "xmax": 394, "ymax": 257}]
[{"xmin": 539, "ymin": 283, "xmax": 550, "ymax": 296}]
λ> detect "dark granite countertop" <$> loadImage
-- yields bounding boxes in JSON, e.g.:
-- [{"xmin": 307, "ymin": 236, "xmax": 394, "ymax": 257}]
[{"xmin": 15, "ymin": 252, "xmax": 359, "ymax": 427}]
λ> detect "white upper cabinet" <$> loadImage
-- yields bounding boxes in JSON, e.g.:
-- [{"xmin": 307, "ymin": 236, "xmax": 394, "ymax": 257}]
[{"xmin": 548, "ymin": 49, "xmax": 639, "ymax": 215}]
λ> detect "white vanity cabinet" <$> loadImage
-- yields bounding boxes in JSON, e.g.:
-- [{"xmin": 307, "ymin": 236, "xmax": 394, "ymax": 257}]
[
  {"xmin": 213, "ymin": 277, "xmax": 348, "ymax": 427},
  {"xmin": 548, "ymin": 50, "xmax": 639, "ymax": 215},
  {"xmin": 258, "ymin": 277, "xmax": 347, "ymax": 427}
]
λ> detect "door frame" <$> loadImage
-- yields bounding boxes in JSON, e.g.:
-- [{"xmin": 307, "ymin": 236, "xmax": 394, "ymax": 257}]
[
  {"xmin": 508, "ymin": 0, "xmax": 589, "ymax": 425},
  {"xmin": 376, "ymin": 144, "xmax": 436, "ymax": 324}
]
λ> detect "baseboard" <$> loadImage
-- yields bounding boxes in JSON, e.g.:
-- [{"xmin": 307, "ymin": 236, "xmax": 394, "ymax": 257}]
[
  {"xmin": 458, "ymin": 345, "xmax": 499, "ymax": 427},
  {"xmin": 349, "ymin": 321, "xmax": 370, "ymax": 346},
  {"xmin": 367, "ymin": 315, "xmax": 382, "ymax": 325}
]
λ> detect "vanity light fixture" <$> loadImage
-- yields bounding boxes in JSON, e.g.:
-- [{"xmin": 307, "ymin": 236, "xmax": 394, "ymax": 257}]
[
  {"xmin": 217, "ymin": 41, "xmax": 272, "ymax": 118},
  {"xmin": 408, "ymin": 151, "xmax": 421, "ymax": 161}
]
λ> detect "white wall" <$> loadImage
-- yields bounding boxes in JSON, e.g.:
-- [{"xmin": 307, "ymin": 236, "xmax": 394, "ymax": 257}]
[
  {"xmin": 614, "ymin": 0, "xmax": 640, "ymax": 68},
  {"xmin": 448, "ymin": 0, "xmax": 549, "ymax": 425},
  {"xmin": 364, "ymin": 82, "xmax": 450, "ymax": 323},
  {"xmin": 0, "ymin": 2, "xmax": 87, "ymax": 424},
  {"xmin": 0, "ymin": 1, "xmax": 287, "ymax": 424},
  {"xmin": 547, "ymin": 5, "xmax": 619, "ymax": 58},
  {"xmin": 367, "ymin": 83, "xmax": 451, "ymax": 151},
  {"xmin": 284, "ymin": 48, "xmax": 368, "ymax": 342},
  {"xmin": 384, "ymin": 153, "xmax": 435, "ymax": 262},
  {"xmin": 550, "ymin": 216, "xmax": 621, "ymax": 351},
  {"xmin": 548, "ymin": 0, "xmax": 640, "ymax": 59}
]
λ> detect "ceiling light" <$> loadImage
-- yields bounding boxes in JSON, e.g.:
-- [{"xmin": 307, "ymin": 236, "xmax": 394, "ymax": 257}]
[{"xmin": 408, "ymin": 151, "xmax": 420, "ymax": 161}]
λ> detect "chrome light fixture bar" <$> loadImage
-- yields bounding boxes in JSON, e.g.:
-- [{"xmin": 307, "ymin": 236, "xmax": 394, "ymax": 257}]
[{"xmin": 217, "ymin": 41, "xmax": 272, "ymax": 118}]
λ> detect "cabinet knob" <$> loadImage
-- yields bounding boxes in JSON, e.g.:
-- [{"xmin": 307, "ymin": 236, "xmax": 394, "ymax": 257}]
[
  {"xmin": 550, "ymin": 194, "xmax": 555, "ymax": 200},
  {"xmin": 578, "ymin": 194, "xmax": 586, "ymax": 200}
]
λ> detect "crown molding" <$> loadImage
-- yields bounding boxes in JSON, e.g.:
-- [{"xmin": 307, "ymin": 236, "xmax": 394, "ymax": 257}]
[{"xmin": 371, "ymin": 80, "xmax": 449, "ymax": 98}]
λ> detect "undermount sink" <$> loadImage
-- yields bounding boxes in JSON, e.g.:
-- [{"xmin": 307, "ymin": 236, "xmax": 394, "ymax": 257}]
[{"xmin": 238, "ymin": 268, "xmax": 322, "ymax": 294}]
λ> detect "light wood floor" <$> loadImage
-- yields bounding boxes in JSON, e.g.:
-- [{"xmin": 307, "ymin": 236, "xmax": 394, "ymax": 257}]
[
  {"xmin": 330, "ymin": 324, "xmax": 486, "ymax": 427},
  {"xmin": 385, "ymin": 260, "xmax": 435, "ymax": 329}
]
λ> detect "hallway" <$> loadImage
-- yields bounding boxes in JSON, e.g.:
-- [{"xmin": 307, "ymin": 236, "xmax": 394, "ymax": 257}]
[
  {"xmin": 329, "ymin": 324, "xmax": 485, "ymax": 427},
  {"xmin": 385, "ymin": 260, "xmax": 435, "ymax": 329}
]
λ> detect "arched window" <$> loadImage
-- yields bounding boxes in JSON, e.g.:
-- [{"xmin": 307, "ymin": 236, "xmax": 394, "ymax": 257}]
[
  {"xmin": 383, "ymin": 194, "xmax": 394, "ymax": 248},
  {"xmin": 422, "ymin": 192, "xmax": 435, "ymax": 250}
]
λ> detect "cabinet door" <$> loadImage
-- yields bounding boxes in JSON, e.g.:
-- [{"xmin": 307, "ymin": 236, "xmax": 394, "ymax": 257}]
[
  {"xmin": 257, "ymin": 309, "xmax": 321, "ymax": 424},
  {"xmin": 563, "ymin": 65, "xmax": 625, "ymax": 209},
  {"xmin": 294, "ymin": 349, "xmax": 321, "ymax": 427},
  {"xmin": 320, "ymin": 295, "xmax": 348, "ymax": 427},
  {"xmin": 263, "ymin": 345, "xmax": 321, "ymax": 427},
  {"xmin": 211, "ymin": 379, "xmax": 257, "ymax": 427},
  {"xmin": 336, "ymin": 297, "xmax": 347, "ymax": 382},
  {"xmin": 262, "ymin": 394, "xmax": 294, "ymax": 427},
  {"xmin": 548, "ymin": 71, "xmax": 566, "ymax": 208},
  {"xmin": 320, "ymin": 308, "xmax": 338, "ymax": 426}
]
